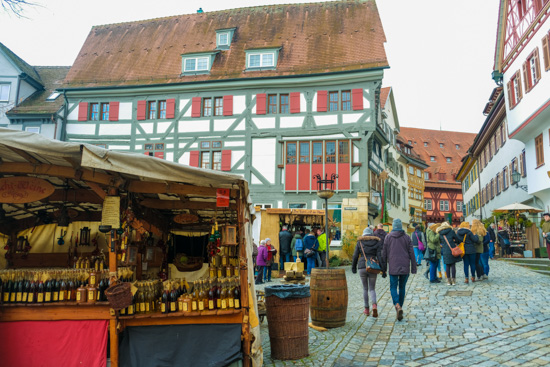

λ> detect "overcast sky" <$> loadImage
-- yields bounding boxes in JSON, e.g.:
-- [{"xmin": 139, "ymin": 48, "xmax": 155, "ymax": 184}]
[{"xmin": 0, "ymin": 0, "xmax": 500, "ymax": 134}]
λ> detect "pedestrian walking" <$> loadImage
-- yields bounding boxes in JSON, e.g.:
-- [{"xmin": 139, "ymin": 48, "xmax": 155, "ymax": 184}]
[
  {"xmin": 382, "ymin": 218, "xmax": 416, "ymax": 321},
  {"xmin": 264, "ymin": 238, "xmax": 277, "ymax": 282},
  {"xmin": 457, "ymin": 222, "xmax": 479, "ymax": 284},
  {"xmin": 437, "ymin": 221, "xmax": 462, "ymax": 286},
  {"xmin": 278, "ymin": 225, "xmax": 293, "ymax": 270},
  {"xmin": 425, "ymin": 223, "xmax": 441, "ymax": 283},
  {"xmin": 472, "ymin": 219, "xmax": 486, "ymax": 282},
  {"xmin": 488, "ymin": 223, "xmax": 497, "ymax": 259},
  {"xmin": 481, "ymin": 230, "xmax": 491, "ymax": 279},
  {"xmin": 352, "ymin": 227, "xmax": 387, "ymax": 317},
  {"xmin": 290, "ymin": 231, "xmax": 304, "ymax": 262},
  {"xmin": 303, "ymin": 229, "xmax": 319, "ymax": 275},
  {"xmin": 374, "ymin": 223, "xmax": 387, "ymax": 244},
  {"xmin": 499, "ymin": 226, "xmax": 511, "ymax": 258},
  {"xmin": 316, "ymin": 228, "xmax": 327, "ymax": 267},
  {"xmin": 255, "ymin": 240, "xmax": 267, "ymax": 284},
  {"xmin": 410, "ymin": 225, "xmax": 425, "ymax": 266},
  {"xmin": 541, "ymin": 213, "xmax": 550, "ymax": 260}
]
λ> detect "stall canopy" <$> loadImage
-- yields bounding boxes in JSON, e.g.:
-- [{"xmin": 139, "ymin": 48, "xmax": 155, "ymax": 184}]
[
  {"xmin": 0, "ymin": 127, "xmax": 262, "ymax": 366},
  {"xmin": 493, "ymin": 203, "xmax": 543, "ymax": 214}
]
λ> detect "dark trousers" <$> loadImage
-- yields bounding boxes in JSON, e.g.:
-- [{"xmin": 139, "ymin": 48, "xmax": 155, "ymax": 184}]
[
  {"xmin": 319, "ymin": 251, "xmax": 327, "ymax": 267},
  {"xmin": 475, "ymin": 253, "xmax": 484, "ymax": 279},
  {"xmin": 255, "ymin": 266, "xmax": 265, "ymax": 283},
  {"xmin": 463, "ymin": 253, "xmax": 476, "ymax": 278},
  {"xmin": 546, "ymin": 242, "xmax": 550, "ymax": 260},
  {"xmin": 429, "ymin": 260, "xmax": 438, "ymax": 281},
  {"xmin": 445, "ymin": 263, "xmax": 456, "ymax": 278}
]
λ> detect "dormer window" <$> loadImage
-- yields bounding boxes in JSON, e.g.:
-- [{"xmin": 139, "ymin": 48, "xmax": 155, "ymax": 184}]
[
  {"xmin": 424, "ymin": 142, "xmax": 428, "ymax": 147},
  {"xmin": 439, "ymin": 143, "xmax": 444, "ymax": 148},
  {"xmin": 216, "ymin": 28, "xmax": 236, "ymax": 50},
  {"xmin": 245, "ymin": 48, "xmax": 280, "ymax": 70},
  {"xmin": 181, "ymin": 51, "xmax": 219, "ymax": 75}
]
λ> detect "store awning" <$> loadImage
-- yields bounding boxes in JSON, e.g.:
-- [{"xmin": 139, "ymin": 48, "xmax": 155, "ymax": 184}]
[{"xmin": 493, "ymin": 202, "xmax": 543, "ymax": 214}]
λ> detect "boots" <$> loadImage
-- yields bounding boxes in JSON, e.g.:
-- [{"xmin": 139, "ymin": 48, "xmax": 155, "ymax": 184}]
[
  {"xmin": 446, "ymin": 278, "xmax": 452, "ymax": 286},
  {"xmin": 465, "ymin": 278, "xmax": 469, "ymax": 284},
  {"xmin": 395, "ymin": 303, "xmax": 403, "ymax": 321},
  {"xmin": 438, "ymin": 271, "xmax": 443, "ymax": 279},
  {"xmin": 471, "ymin": 277, "xmax": 476, "ymax": 283},
  {"xmin": 452, "ymin": 278, "xmax": 456, "ymax": 286},
  {"xmin": 363, "ymin": 307, "xmax": 369, "ymax": 316},
  {"xmin": 372, "ymin": 304, "xmax": 378, "ymax": 318}
]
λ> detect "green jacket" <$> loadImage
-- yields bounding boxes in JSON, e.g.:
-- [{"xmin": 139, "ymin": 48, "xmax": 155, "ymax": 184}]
[
  {"xmin": 426, "ymin": 228, "xmax": 441, "ymax": 260},
  {"xmin": 474, "ymin": 238, "xmax": 484, "ymax": 253},
  {"xmin": 542, "ymin": 221, "xmax": 550, "ymax": 234},
  {"xmin": 290, "ymin": 234, "xmax": 303, "ymax": 257},
  {"xmin": 317, "ymin": 233, "xmax": 327, "ymax": 252}
]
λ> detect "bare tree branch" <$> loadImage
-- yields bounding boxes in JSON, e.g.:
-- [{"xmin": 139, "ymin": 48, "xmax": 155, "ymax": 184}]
[{"xmin": 1, "ymin": 0, "xmax": 37, "ymax": 17}]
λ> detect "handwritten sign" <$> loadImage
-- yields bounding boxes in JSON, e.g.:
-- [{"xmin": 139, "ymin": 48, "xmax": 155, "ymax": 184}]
[
  {"xmin": 216, "ymin": 188, "xmax": 230, "ymax": 207},
  {"xmin": 173, "ymin": 213, "xmax": 199, "ymax": 224},
  {"xmin": 101, "ymin": 196, "xmax": 120, "ymax": 229},
  {"xmin": 0, "ymin": 177, "xmax": 55, "ymax": 203}
]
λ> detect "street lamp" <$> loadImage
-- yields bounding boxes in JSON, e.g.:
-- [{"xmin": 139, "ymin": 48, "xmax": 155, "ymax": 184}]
[
  {"xmin": 314, "ymin": 173, "xmax": 338, "ymax": 269},
  {"xmin": 511, "ymin": 171, "xmax": 527, "ymax": 192}
]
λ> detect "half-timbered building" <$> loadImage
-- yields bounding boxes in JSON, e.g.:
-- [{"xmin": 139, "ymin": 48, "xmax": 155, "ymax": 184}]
[{"xmin": 60, "ymin": 1, "xmax": 390, "ymax": 238}]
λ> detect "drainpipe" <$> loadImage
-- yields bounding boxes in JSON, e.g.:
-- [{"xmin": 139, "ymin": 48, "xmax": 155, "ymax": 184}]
[
  {"xmin": 14, "ymin": 75, "xmax": 21, "ymax": 107},
  {"xmin": 61, "ymin": 91, "xmax": 69, "ymax": 141}
]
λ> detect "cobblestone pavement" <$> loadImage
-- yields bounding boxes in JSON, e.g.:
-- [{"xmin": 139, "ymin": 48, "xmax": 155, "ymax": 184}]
[{"xmin": 256, "ymin": 260, "xmax": 550, "ymax": 366}]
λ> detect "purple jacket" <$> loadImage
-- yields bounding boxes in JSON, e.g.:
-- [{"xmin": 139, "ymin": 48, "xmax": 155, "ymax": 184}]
[
  {"xmin": 382, "ymin": 230, "xmax": 417, "ymax": 276},
  {"xmin": 256, "ymin": 245, "xmax": 268, "ymax": 266}
]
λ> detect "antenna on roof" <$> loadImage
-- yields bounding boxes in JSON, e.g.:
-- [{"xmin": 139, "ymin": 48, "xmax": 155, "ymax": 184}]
[{"xmin": 439, "ymin": 122, "xmax": 442, "ymax": 131}]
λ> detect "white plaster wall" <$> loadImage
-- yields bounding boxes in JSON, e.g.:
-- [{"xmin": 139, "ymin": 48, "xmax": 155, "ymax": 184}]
[
  {"xmin": 343, "ymin": 113, "xmax": 362, "ymax": 124},
  {"xmin": 138, "ymin": 123, "xmax": 154, "ymax": 134},
  {"xmin": 352, "ymin": 171, "xmax": 359, "ymax": 182},
  {"xmin": 300, "ymin": 94, "xmax": 306, "ymax": 112},
  {"xmin": 157, "ymin": 121, "xmax": 172, "ymax": 134},
  {"xmin": 234, "ymin": 120, "xmax": 245, "ymax": 131},
  {"xmin": 66, "ymin": 123, "xmax": 95, "ymax": 135},
  {"xmin": 180, "ymin": 151, "xmax": 190, "ymax": 165},
  {"xmin": 67, "ymin": 103, "xmax": 78, "ymax": 120},
  {"xmin": 231, "ymin": 150, "xmax": 245, "ymax": 168},
  {"xmin": 180, "ymin": 99, "xmax": 191, "ymax": 117},
  {"xmin": 0, "ymin": 54, "xmax": 18, "ymax": 75},
  {"xmin": 252, "ymin": 138, "xmax": 276, "ymax": 184},
  {"xmin": 524, "ymin": 123, "xmax": 550, "ymax": 200},
  {"xmin": 280, "ymin": 116, "xmax": 304, "ymax": 128},
  {"xmin": 40, "ymin": 124, "xmax": 56, "ymax": 139},
  {"xmin": 179, "ymin": 120, "xmax": 209, "ymax": 132},
  {"xmin": 314, "ymin": 114, "xmax": 337, "ymax": 126},
  {"xmin": 503, "ymin": 21, "xmax": 550, "ymax": 134},
  {"xmin": 17, "ymin": 79, "xmax": 36, "ymax": 104},
  {"xmin": 166, "ymin": 152, "xmax": 174, "ymax": 161},
  {"xmin": 99, "ymin": 124, "xmax": 131, "ymax": 136},
  {"xmin": 214, "ymin": 119, "xmax": 234, "ymax": 131},
  {"xmin": 224, "ymin": 141, "xmax": 245, "ymax": 147},
  {"xmin": 234, "ymin": 95, "xmax": 246, "ymax": 114},
  {"xmin": 253, "ymin": 117, "xmax": 275, "ymax": 129},
  {"xmin": 108, "ymin": 145, "xmax": 130, "ymax": 150},
  {"xmin": 119, "ymin": 102, "xmax": 132, "ymax": 120}
]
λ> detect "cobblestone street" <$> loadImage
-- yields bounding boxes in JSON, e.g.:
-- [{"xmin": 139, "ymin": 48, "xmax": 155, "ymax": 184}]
[{"xmin": 257, "ymin": 259, "xmax": 550, "ymax": 367}]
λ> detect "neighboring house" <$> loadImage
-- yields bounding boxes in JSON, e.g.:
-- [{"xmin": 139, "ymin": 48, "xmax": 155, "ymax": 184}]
[
  {"xmin": 372, "ymin": 87, "xmax": 409, "ymax": 227},
  {"xmin": 492, "ymin": 0, "xmax": 550, "ymax": 209},
  {"xmin": 0, "ymin": 42, "xmax": 68, "ymax": 139},
  {"xmin": 396, "ymin": 136, "xmax": 428, "ymax": 231},
  {"xmin": 457, "ymin": 87, "xmax": 536, "ymax": 222},
  {"xmin": 399, "ymin": 127, "xmax": 476, "ymax": 225},
  {"xmin": 59, "ymin": 1, "xmax": 390, "ymax": 241}
]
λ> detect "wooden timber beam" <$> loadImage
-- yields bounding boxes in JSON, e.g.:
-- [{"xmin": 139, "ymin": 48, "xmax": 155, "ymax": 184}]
[
  {"xmin": 85, "ymin": 182, "xmax": 107, "ymax": 201},
  {"xmin": 140, "ymin": 198, "xmax": 236, "ymax": 211},
  {"xmin": 128, "ymin": 181, "xmax": 237, "ymax": 198},
  {"xmin": 7, "ymin": 147, "xmax": 41, "ymax": 164},
  {"xmin": 46, "ymin": 189, "xmax": 104, "ymax": 205},
  {"xmin": 0, "ymin": 162, "xmax": 115, "ymax": 186}
]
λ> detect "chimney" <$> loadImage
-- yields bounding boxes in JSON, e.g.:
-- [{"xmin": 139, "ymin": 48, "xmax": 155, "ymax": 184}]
[{"xmin": 197, "ymin": 8, "xmax": 204, "ymax": 13}]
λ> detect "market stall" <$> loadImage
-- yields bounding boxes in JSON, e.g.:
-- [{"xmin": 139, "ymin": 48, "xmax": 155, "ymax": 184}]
[
  {"xmin": 0, "ymin": 128, "xmax": 261, "ymax": 367},
  {"xmin": 493, "ymin": 202, "xmax": 543, "ymax": 257}
]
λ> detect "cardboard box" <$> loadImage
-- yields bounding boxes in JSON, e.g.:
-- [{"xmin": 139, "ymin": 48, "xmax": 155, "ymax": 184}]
[{"xmin": 284, "ymin": 261, "xmax": 305, "ymax": 272}]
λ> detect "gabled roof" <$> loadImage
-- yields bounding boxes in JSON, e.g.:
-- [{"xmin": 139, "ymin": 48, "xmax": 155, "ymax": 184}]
[
  {"xmin": 0, "ymin": 42, "xmax": 43, "ymax": 86},
  {"xmin": 7, "ymin": 67, "xmax": 70, "ymax": 116},
  {"xmin": 380, "ymin": 87, "xmax": 391, "ymax": 109},
  {"xmin": 399, "ymin": 127, "xmax": 477, "ymax": 188},
  {"xmin": 64, "ymin": 0, "xmax": 388, "ymax": 88}
]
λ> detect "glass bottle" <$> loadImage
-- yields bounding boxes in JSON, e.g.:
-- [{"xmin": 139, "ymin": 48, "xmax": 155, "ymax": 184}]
[
  {"xmin": 215, "ymin": 279, "xmax": 222, "ymax": 309},
  {"xmin": 9, "ymin": 272, "xmax": 17, "ymax": 303},
  {"xmin": 59, "ymin": 275, "xmax": 67, "ymax": 302},
  {"xmin": 67, "ymin": 275, "xmax": 75, "ymax": 301},
  {"xmin": 161, "ymin": 287, "xmax": 169, "ymax": 314},
  {"xmin": 170, "ymin": 285, "xmax": 177, "ymax": 313},
  {"xmin": 127, "ymin": 292, "xmax": 135, "ymax": 316},
  {"xmin": 52, "ymin": 273, "xmax": 59, "ymax": 302},
  {"xmin": 233, "ymin": 278, "xmax": 241, "ymax": 310},
  {"xmin": 28, "ymin": 279, "xmax": 36, "ymax": 303},
  {"xmin": 16, "ymin": 272, "xmax": 23, "ymax": 303},
  {"xmin": 138, "ymin": 285, "xmax": 146, "ymax": 314},
  {"xmin": 45, "ymin": 279, "xmax": 52, "ymax": 303},
  {"xmin": 197, "ymin": 280, "xmax": 205, "ymax": 311},
  {"xmin": 208, "ymin": 279, "xmax": 216, "ymax": 310},
  {"xmin": 228, "ymin": 279, "xmax": 235, "ymax": 309},
  {"xmin": 37, "ymin": 279, "xmax": 45, "ymax": 303},
  {"xmin": 191, "ymin": 282, "xmax": 198, "ymax": 312},
  {"xmin": 22, "ymin": 275, "xmax": 30, "ymax": 303},
  {"xmin": 220, "ymin": 279, "xmax": 228, "ymax": 310},
  {"xmin": 3, "ymin": 272, "xmax": 11, "ymax": 303}
]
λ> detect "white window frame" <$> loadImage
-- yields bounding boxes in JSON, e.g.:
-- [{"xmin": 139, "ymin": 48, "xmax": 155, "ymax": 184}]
[
  {"xmin": 288, "ymin": 203, "xmax": 306, "ymax": 209},
  {"xmin": 217, "ymin": 32, "xmax": 229, "ymax": 46},
  {"xmin": 456, "ymin": 201, "xmax": 463, "ymax": 212},
  {"xmin": 430, "ymin": 156, "xmax": 435, "ymax": 162},
  {"xmin": 255, "ymin": 203, "xmax": 273, "ymax": 209},
  {"xmin": 425, "ymin": 199, "xmax": 432, "ymax": 211},
  {"xmin": 416, "ymin": 169, "xmax": 421, "ymax": 177},
  {"xmin": 46, "ymin": 92, "xmax": 61, "ymax": 101},
  {"xmin": 439, "ymin": 200, "xmax": 450, "ymax": 212},
  {"xmin": 424, "ymin": 172, "xmax": 430, "ymax": 180},
  {"xmin": 409, "ymin": 166, "xmax": 414, "ymax": 175},
  {"xmin": 25, "ymin": 126, "xmax": 41, "ymax": 134},
  {"xmin": 247, "ymin": 52, "xmax": 275, "ymax": 68},
  {"xmin": 0, "ymin": 83, "xmax": 10, "ymax": 102},
  {"xmin": 183, "ymin": 56, "xmax": 210, "ymax": 72}
]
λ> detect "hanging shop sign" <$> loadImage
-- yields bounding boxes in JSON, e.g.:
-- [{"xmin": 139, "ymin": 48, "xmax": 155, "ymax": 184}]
[
  {"xmin": 173, "ymin": 213, "xmax": 199, "ymax": 224},
  {"xmin": 216, "ymin": 188, "xmax": 230, "ymax": 207},
  {"xmin": 0, "ymin": 176, "xmax": 55, "ymax": 203},
  {"xmin": 101, "ymin": 196, "xmax": 121, "ymax": 229}
]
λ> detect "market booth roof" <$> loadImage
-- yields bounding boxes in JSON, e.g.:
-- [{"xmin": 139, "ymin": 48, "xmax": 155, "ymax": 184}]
[
  {"xmin": 492, "ymin": 202, "xmax": 543, "ymax": 214},
  {"xmin": 0, "ymin": 127, "xmax": 249, "ymax": 235}
]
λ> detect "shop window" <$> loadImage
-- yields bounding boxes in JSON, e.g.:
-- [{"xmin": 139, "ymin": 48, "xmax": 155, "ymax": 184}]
[
  {"xmin": 326, "ymin": 141, "xmax": 336, "ymax": 163},
  {"xmin": 312, "ymin": 142, "xmax": 323, "ymax": 163},
  {"xmin": 323, "ymin": 203, "xmax": 342, "ymax": 242},
  {"xmin": 286, "ymin": 142, "xmax": 297, "ymax": 164},
  {"xmin": 299, "ymin": 142, "xmax": 310, "ymax": 163},
  {"xmin": 289, "ymin": 203, "xmax": 306, "ymax": 209},
  {"xmin": 338, "ymin": 141, "xmax": 349, "ymax": 163}
]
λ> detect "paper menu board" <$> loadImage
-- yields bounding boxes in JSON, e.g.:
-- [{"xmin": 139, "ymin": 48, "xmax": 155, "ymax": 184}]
[{"xmin": 101, "ymin": 196, "xmax": 120, "ymax": 228}]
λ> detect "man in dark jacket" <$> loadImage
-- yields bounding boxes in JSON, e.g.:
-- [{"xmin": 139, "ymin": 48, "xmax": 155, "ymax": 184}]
[
  {"xmin": 457, "ymin": 222, "xmax": 479, "ymax": 284},
  {"xmin": 352, "ymin": 227, "xmax": 387, "ymax": 317},
  {"xmin": 303, "ymin": 229, "xmax": 319, "ymax": 275},
  {"xmin": 374, "ymin": 223, "xmax": 387, "ymax": 244},
  {"xmin": 487, "ymin": 223, "xmax": 496, "ymax": 259},
  {"xmin": 278, "ymin": 225, "xmax": 293, "ymax": 270},
  {"xmin": 382, "ymin": 218, "xmax": 416, "ymax": 321}
]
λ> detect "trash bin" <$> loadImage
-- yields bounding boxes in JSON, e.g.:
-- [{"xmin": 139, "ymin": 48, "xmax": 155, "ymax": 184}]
[{"xmin": 265, "ymin": 284, "xmax": 310, "ymax": 360}]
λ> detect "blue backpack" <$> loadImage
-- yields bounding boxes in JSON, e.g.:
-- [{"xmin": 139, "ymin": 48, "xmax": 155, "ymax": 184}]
[{"xmin": 295, "ymin": 238, "xmax": 304, "ymax": 251}]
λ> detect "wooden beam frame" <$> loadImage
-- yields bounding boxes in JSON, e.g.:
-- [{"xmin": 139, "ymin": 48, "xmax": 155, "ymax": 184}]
[
  {"xmin": 128, "ymin": 181, "xmax": 237, "ymax": 198},
  {"xmin": 140, "ymin": 198, "xmax": 236, "ymax": 211},
  {"xmin": 0, "ymin": 162, "xmax": 115, "ymax": 186}
]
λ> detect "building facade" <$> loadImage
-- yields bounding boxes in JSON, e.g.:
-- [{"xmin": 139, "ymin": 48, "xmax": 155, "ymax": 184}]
[
  {"xmin": 59, "ymin": 1, "xmax": 391, "ymax": 242},
  {"xmin": 493, "ymin": 0, "xmax": 550, "ymax": 210}
]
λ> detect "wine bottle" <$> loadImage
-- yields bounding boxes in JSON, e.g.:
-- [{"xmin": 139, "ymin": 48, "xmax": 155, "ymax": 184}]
[
  {"xmin": 170, "ymin": 286, "xmax": 177, "ymax": 313},
  {"xmin": 52, "ymin": 275, "xmax": 59, "ymax": 302},
  {"xmin": 191, "ymin": 282, "xmax": 198, "ymax": 312},
  {"xmin": 45, "ymin": 279, "xmax": 52, "ymax": 303},
  {"xmin": 220, "ymin": 279, "xmax": 228, "ymax": 310},
  {"xmin": 208, "ymin": 279, "xmax": 216, "ymax": 310},
  {"xmin": 59, "ymin": 276, "xmax": 67, "ymax": 302},
  {"xmin": 16, "ymin": 273, "xmax": 23, "ymax": 303},
  {"xmin": 234, "ymin": 279, "xmax": 241, "ymax": 310},
  {"xmin": 37, "ymin": 280, "xmax": 45, "ymax": 303},
  {"xmin": 28, "ymin": 280, "xmax": 36, "ymax": 303},
  {"xmin": 161, "ymin": 289, "xmax": 169, "ymax": 314}
]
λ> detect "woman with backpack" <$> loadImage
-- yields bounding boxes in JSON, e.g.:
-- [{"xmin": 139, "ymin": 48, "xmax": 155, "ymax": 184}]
[
  {"xmin": 437, "ymin": 221, "xmax": 462, "ymax": 286},
  {"xmin": 351, "ymin": 227, "xmax": 387, "ymax": 317},
  {"xmin": 291, "ymin": 231, "xmax": 304, "ymax": 262},
  {"xmin": 457, "ymin": 222, "xmax": 480, "ymax": 284},
  {"xmin": 410, "ymin": 225, "xmax": 426, "ymax": 266}
]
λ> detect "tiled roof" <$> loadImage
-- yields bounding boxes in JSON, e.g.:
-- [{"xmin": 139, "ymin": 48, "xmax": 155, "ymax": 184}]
[
  {"xmin": 399, "ymin": 127, "xmax": 477, "ymax": 188},
  {"xmin": 64, "ymin": 0, "xmax": 388, "ymax": 88},
  {"xmin": 7, "ymin": 67, "xmax": 69, "ymax": 115},
  {"xmin": 380, "ymin": 87, "xmax": 391, "ymax": 109},
  {"xmin": 0, "ymin": 42, "xmax": 42, "ymax": 85}
]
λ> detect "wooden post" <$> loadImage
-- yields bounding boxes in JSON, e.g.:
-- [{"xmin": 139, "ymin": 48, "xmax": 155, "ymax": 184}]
[
  {"xmin": 237, "ymin": 185, "xmax": 252, "ymax": 367},
  {"xmin": 109, "ymin": 319, "xmax": 119, "ymax": 367}
]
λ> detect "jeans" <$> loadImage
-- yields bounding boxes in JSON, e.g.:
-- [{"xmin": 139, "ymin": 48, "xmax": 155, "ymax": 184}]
[
  {"xmin": 359, "ymin": 269, "xmax": 378, "ymax": 307},
  {"xmin": 480, "ymin": 252, "xmax": 490, "ymax": 275},
  {"xmin": 255, "ymin": 266, "xmax": 265, "ymax": 283},
  {"xmin": 445, "ymin": 263, "xmax": 456, "ymax": 278},
  {"xmin": 429, "ymin": 260, "xmax": 438, "ymax": 281},
  {"xmin": 475, "ymin": 253, "xmax": 484, "ymax": 279},
  {"xmin": 489, "ymin": 242, "xmax": 495, "ymax": 259},
  {"xmin": 306, "ymin": 256, "xmax": 316, "ymax": 275},
  {"xmin": 280, "ymin": 252, "xmax": 291, "ymax": 269},
  {"xmin": 463, "ymin": 253, "xmax": 477, "ymax": 278},
  {"xmin": 263, "ymin": 265, "xmax": 272, "ymax": 282},
  {"xmin": 413, "ymin": 247, "xmax": 423, "ymax": 265},
  {"xmin": 389, "ymin": 274, "xmax": 409, "ymax": 307}
]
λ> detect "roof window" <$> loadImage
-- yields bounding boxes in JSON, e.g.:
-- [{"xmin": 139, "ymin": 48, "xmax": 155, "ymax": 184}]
[
  {"xmin": 446, "ymin": 157, "xmax": 452, "ymax": 163},
  {"xmin": 430, "ymin": 156, "xmax": 435, "ymax": 162},
  {"xmin": 46, "ymin": 92, "xmax": 61, "ymax": 101},
  {"xmin": 424, "ymin": 142, "xmax": 428, "ymax": 147},
  {"xmin": 456, "ymin": 144, "xmax": 460, "ymax": 149},
  {"xmin": 439, "ymin": 143, "xmax": 444, "ymax": 148},
  {"xmin": 181, "ymin": 52, "xmax": 219, "ymax": 75},
  {"xmin": 216, "ymin": 28, "xmax": 236, "ymax": 50},
  {"xmin": 245, "ymin": 48, "xmax": 280, "ymax": 70}
]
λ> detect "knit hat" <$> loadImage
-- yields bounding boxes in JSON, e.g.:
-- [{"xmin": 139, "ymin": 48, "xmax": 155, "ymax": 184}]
[
  {"xmin": 362, "ymin": 227, "xmax": 374, "ymax": 236},
  {"xmin": 392, "ymin": 218, "xmax": 403, "ymax": 231}
]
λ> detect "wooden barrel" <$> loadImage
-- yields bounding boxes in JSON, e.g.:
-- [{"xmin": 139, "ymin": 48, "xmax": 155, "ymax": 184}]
[{"xmin": 310, "ymin": 268, "xmax": 348, "ymax": 328}]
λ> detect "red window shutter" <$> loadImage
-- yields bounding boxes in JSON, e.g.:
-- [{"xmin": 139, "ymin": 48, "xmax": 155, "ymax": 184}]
[
  {"xmin": 317, "ymin": 91, "xmax": 327, "ymax": 112},
  {"xmin": 166, "ymin": 98, "xmax": 176, "ymax": 119},
  {"xmin": 78, "ymin": 102, "xmax": 88, "ymax": 121},
  {"xmin": 352, "ymin": 88, "xmax": 363, "ymax": 110},
  {"xmin": 543, "ymin": 34, "xmax": 550, "ymax": 71},
  {"xmin": 137, "ymin": 100, "xmax": 147, "ymax": 120},
  {"xmin": 223, "ymin": 95, "xmax": 233, "ymax": 116},
  {"xmin": 516, "ymin": 71, "xmax": 523, "ymax": 100},
  {"xmin": 154, "ymin": 151, "xmax": 165, "ymax": 160},
  {"xmin": 522, "ymin": 61, "xmax": 530, "ymax": 91},
  {"xmin": 256, "ymin": 94, "xmax": 266, "ymax": 115},
  {"xmin": 221, "ymin": 150, "xmax": 232, "ymax": 171},
  {"xmin": 290, "ymin": 92, "xmax": 300, "ymax": 113},
  {"xmin": 506, "ymin": 82, "xmax": 513, "ymax": 107},
  {"xmin": 534, "ymin": 48, "xmax": 541, "ymax": 80},
  {"xmin": 189, "ymin": 151, "xmax": 200, "ymax": 167},
  {"xmin": 192, "ymin": 97, "xmax": 202, "ymax": 118},
  {"xmin": 109, "ymin": 102, "xmax": 119, "ymax": 121}
]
